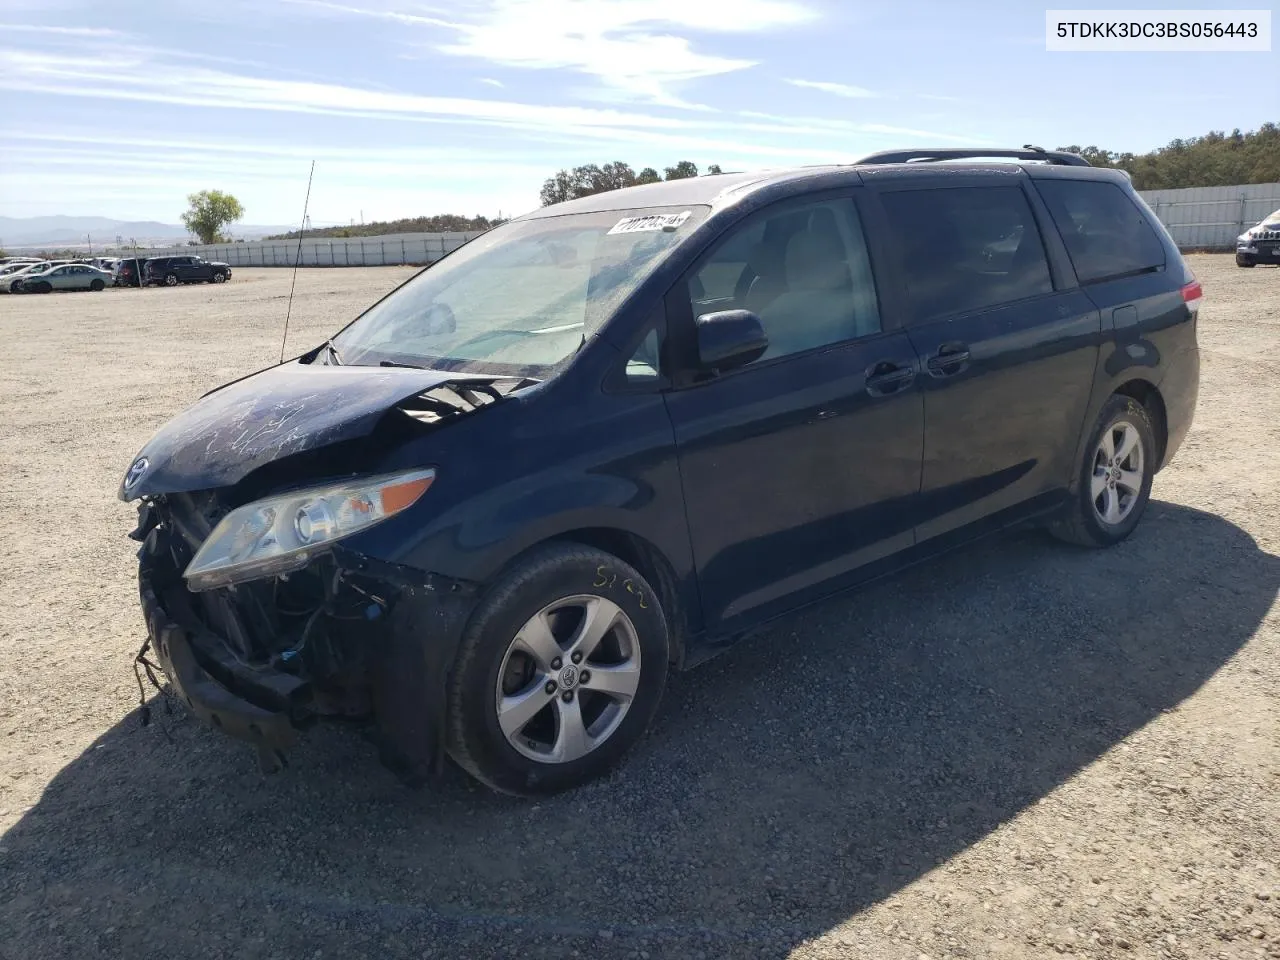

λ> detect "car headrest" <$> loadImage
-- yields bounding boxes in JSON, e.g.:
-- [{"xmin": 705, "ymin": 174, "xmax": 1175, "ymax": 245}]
[{"xmin": 784, "ymin": 231, "xmax": 850, "ymax": 291}]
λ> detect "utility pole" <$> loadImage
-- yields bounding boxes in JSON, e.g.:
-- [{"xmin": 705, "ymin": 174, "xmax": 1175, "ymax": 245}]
[{"xmin": 86, "ymin": 233, "xmax": 93, "ymax": 256}]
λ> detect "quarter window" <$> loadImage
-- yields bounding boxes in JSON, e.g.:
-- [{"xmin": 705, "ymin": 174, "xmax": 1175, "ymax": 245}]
[
  {"xmin": 882, "ymin": 186, "xmax": 1053, "ymax": 322},
  {"xmin": 1035, "ymin": 179, "xmax": 1166, "ymax": 284},
  {"xmin": 625, "ymin": 328, "xmax": 662, "ymax": 382},
  {"xmin": 686, "ymin": 198, "xmax": 881, "ymax": 363}
]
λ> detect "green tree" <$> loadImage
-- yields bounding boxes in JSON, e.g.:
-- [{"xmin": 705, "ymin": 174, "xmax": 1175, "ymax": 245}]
[
  {"xmin": 181, "ymin": 190, "xmax": 245, "ymax": 244},
  {"xmin": 540, "ymin": 169, "xmax": 577, "ymax": 206},
  {"xmin": 705, "ymin": 164, "xmax": 723, "ymax": 175},
  {"xmin": 664, "ymin": 160, "xmax": 699, "ymax": 180},
  {"xmin": 635, "ymin": 167, "xmax": 661, "ymax": 185},
  {"xmin": 1057, "ymin": 123, "xmax": 1279, "ymax": 190}
]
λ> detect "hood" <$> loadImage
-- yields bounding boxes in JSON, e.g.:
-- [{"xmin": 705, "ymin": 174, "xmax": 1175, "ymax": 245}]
[{"xmin": 119, "ymin": 362, "xmax": 508, "ymax": 501}]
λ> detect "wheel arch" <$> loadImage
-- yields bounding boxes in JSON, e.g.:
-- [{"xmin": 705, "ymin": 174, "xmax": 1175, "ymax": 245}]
[
  {"xmin": 491, "ymin": 527, "xmax": 690, "ymax": 670},
  {"xmin": 1113, "ymin": 378, "xmax": 1169, "ymax": 467}
]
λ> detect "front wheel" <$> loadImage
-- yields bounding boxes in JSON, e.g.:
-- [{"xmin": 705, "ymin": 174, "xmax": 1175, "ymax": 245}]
[
  {"xmin": 164, "ymin": 274, "xmax": 179, "ymax": 286},
  {"xmin": 212, "ymin": 272, "xmax": 227, "ymax": 283},
  {"xmin": 37, "ymin": 282, "xmax": 53, "ymax": 294},
  {"xmin": 1236, "ymin": 255, "xmax": 1256, "ymax": 267},
  {"xmin": 1050, "ymin": 394, "xmax": 1156, "ymax": 547},
  {"xmin": 447, "ymin": 543, "xmax": 669, "ymax": 795}
]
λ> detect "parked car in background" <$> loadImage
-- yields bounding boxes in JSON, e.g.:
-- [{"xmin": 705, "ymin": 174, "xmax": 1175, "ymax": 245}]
[
  {"xmin": 0, "ymin": 260, "xmax": 45, "ymax": 277},
  {"xmin": 13, "ymin": 263, "xmax": 113, "ymax": 293},
  {"xmin": 144, "ymin": 255, "xmax": 232, "ymax": 286},
  {"xmin": 113, "ymin": 257, "xmax": 148, "ymax": 287},
  {"xmin": 0, "ymin": 261, "xmax": 54, "ymax": 292},
  {"xmin": 1236, "ymin": 208, "xmax": 1280, "ymax": 267},
  {"xmin": 121, "ymin": 146, "xmax": 1202, "ymax": 795}
]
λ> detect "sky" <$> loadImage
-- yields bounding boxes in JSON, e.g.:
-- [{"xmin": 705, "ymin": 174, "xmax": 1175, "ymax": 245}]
[{"xmin": 0, "ymin": 0, "xmax": 1275, "ymax": 229}]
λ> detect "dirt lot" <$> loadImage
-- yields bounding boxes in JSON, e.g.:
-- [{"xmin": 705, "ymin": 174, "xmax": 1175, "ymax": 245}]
[{"xmin": 1, "ymin": 258, "xmax": 1277, "ymax": 960}]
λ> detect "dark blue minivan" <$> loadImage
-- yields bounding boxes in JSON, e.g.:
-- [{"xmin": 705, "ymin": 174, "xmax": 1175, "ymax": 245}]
[{"xmin": 121, "ymin": 147, "xmax": 1201, "ymax": 794}]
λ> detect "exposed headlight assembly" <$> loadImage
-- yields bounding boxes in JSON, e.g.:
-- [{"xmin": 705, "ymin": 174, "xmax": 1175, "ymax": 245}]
[{"xmin": 183, "ymin": 468, "xmax": 435, "ymax": 591}]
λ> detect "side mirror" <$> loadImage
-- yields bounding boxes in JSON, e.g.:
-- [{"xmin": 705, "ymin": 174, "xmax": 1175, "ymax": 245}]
[{"xmin": 695, "ymin": 309, "xmax": 768, "ymax": 373}]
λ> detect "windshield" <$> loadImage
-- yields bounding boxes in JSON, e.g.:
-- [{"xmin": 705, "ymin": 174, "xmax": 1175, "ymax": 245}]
[
  {"xmin": 330, "ymin": 205, "xmax": 707, "ymax": 377},
  {"xmin": 1264, "ymin": 208, "xmax": 1280, "ymax": 226}
]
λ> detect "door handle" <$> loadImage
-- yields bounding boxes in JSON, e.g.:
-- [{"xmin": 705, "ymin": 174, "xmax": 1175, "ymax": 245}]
[
  {"xmin": 925, "ymin": 341, "xmax": 971, "ymax": 378},
  {"xmin": 865, "ymin": 359, "xmax": 916, "ymax": 397}
]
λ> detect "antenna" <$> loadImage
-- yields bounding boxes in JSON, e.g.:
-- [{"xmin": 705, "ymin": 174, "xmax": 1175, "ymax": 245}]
[{"xmin": 280, "ymin": 160, "xmax": 316, "ymax": 364}]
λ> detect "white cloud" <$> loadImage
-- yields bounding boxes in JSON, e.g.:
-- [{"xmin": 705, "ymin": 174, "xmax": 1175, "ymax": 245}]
[
  {"xmin": 478, "ymin": 77, "xmax": 504, "ymax": 87},
  {"xmin": 0, "ymin": 24, "xmax": 122, "ymax": 36},
  {"xmin": 784, "ymin": 78, "xmax": 878, "ymax": 99},
  {"xmin": 279, "ymin": 0, "xmax": 455, "ymax": 28},
  {"xmin": 283, "ymin": 0, "xmax": 816, "ymax": 106}
]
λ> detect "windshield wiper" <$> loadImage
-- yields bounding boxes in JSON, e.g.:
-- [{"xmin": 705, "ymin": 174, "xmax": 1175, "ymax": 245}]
[{"xmin": 379, "ymin": 359, "xmax": 428, "ymax": 370}]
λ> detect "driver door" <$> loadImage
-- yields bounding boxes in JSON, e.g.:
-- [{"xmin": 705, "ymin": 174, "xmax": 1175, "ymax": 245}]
[{"xmin": 664, "ymin": 193, "xmax": 926, "ymax": 629}]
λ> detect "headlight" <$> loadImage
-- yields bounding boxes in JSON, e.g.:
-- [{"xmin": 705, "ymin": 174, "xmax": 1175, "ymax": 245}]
[{"xmin": 183, "ymin": 468, "xmax": 435, "ymax": 591}]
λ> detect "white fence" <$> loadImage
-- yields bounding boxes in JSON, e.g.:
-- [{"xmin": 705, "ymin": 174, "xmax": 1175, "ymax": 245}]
[
  {"xmin": 1138, "ymin": 182, "xmax": 1279, "ymax": 250},
  {"xmin": 140, "ymin": 231, "xmax": 486, "ymax": 267}
]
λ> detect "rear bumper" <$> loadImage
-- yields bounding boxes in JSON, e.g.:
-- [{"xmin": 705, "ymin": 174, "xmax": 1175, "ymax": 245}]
[{"xmin": 1158, "ymin": 347, "xmax": 1199, "ymax": 470}]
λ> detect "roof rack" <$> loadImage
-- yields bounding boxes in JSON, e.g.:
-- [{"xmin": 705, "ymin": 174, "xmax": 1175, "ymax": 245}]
[{"xmin": 853, "ymin": 146, "xmax": 1090, "ymax": 167}]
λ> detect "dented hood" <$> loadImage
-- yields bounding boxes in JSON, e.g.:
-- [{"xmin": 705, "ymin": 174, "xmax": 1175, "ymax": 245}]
[{"xmin": 119, "ymin": 362, "xmax": 496, "ymax": 500}]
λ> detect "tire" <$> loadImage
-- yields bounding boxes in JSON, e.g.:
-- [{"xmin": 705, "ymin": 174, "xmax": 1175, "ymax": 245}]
[
  {"xmin": 90, "ymin": 279, "xmax": 105, "ymax": 291},
  {"xmin": 164, "ymin": 274, "xmax": 179, "ymax": 286},
  {"xmin": 212, "ymin": 272, "xmax": 227, "ymax": 283},
  {"xmin": 447, "ymin": 543, "xmax": 669, "ymax": 795},
  {"xmin": 37, "ymin": 282, "xmax": 53, "ymax": 294},
  {"xmin": 1050, "ymin": 394, "xmax": 1156, "ymax": 548},
  {"xmin": 1236, "ymin": 256, "xmax": 1256, "ymax": 267}
]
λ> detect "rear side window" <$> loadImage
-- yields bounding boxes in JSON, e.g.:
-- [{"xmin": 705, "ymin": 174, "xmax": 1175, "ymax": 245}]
[
  {"xmin": 1035, "ymin": 179, "xmax": 1166, "ymax": 284},
  {"xmin": 881, "ymin": 186, "xmax": 1053, "ymax": 322}
]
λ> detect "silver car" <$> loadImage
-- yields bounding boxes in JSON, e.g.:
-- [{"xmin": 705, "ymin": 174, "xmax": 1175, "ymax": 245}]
[
  {"xmin": 0, "ymin": 261, "xmax": 54, "ymax": 293},
  {"xmin": 13, "ymin": 263, "xmax": 114, "ymax": 294}
]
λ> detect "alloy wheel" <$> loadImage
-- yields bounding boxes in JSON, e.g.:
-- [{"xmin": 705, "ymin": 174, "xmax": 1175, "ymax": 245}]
[
  {"xmin": 495, "ymin": 595, "xmax": 642, "ymax": 764},
  {"xmin": 1091, "ymin": 420, "xmax": 1144, "ymax": 525}
]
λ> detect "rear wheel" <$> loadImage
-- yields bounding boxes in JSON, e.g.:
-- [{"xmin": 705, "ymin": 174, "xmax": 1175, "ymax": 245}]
[
  {"xmin": 164, "ymin": 274, "xmax": 179, "ymax": 286},
  {"xmin": 447, "ymin": 543, "xmax": 669, "ymax": 795},
  {"xmin": 90, "ymin": 279, "xmax": 105, "ymax": 291},
  {"xmin": 1050, "ymin": 394, "xmax": 1156, "ymax": 547}
]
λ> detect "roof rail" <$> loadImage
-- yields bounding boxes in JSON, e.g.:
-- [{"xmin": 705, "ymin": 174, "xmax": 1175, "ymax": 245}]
[{"xmin": 854, "ymin": 147, "xmax": 1090, "ymax": 167}]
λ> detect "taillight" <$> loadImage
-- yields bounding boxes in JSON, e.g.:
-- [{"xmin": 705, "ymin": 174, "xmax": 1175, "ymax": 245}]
[{"xmin": 1181, "ymin": 279, "xmax": 1202, "ymax": 312}]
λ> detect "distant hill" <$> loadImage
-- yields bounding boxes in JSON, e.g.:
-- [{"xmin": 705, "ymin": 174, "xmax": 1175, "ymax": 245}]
[
  {"xmin": 267, "ymin": 214, "xmax": 502, "ymax": 240},
  {"xmin": 0, "ymin": 215, "xmax": 291, "ymax": 247}
]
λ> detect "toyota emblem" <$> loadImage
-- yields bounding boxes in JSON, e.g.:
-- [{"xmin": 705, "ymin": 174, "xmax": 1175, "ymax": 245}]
[{"xmin": 123, "ymin": 457, "xmax": 150, "ymax": 490}]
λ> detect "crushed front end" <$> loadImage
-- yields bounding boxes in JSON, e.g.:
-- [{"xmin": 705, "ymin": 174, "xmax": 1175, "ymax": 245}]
[{"xmin": 132, "ymin": 491, "xmax": 477, "ymax": 782}]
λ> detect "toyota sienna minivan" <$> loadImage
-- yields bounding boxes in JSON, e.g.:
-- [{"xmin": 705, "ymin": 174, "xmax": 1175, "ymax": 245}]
[{"xmin": 121, "ymin": 147, "xmax": 1201, "ymax": 794}]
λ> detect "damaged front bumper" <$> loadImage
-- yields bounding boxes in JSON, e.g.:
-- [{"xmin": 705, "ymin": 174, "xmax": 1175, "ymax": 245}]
[{"xmin": 134, "ymin": 504, "xmax": 478, "ymax": 782}]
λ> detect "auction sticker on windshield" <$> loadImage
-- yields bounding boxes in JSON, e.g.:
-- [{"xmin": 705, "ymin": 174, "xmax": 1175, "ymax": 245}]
[{"xmin": 607, "ymin": 211, "xmax": 692, "ymax": 235}]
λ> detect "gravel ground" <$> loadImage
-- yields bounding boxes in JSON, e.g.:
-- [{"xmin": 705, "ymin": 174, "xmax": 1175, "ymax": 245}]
[{"xmin": 1, "ymin": 257, "xmax": 1277, "ymax": 960}]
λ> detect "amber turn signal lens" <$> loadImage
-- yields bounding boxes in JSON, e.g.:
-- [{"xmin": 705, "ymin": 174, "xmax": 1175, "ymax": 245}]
[{"xmin": 379, "ymin": 474, "xmax": 434, "ymax": 514}]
